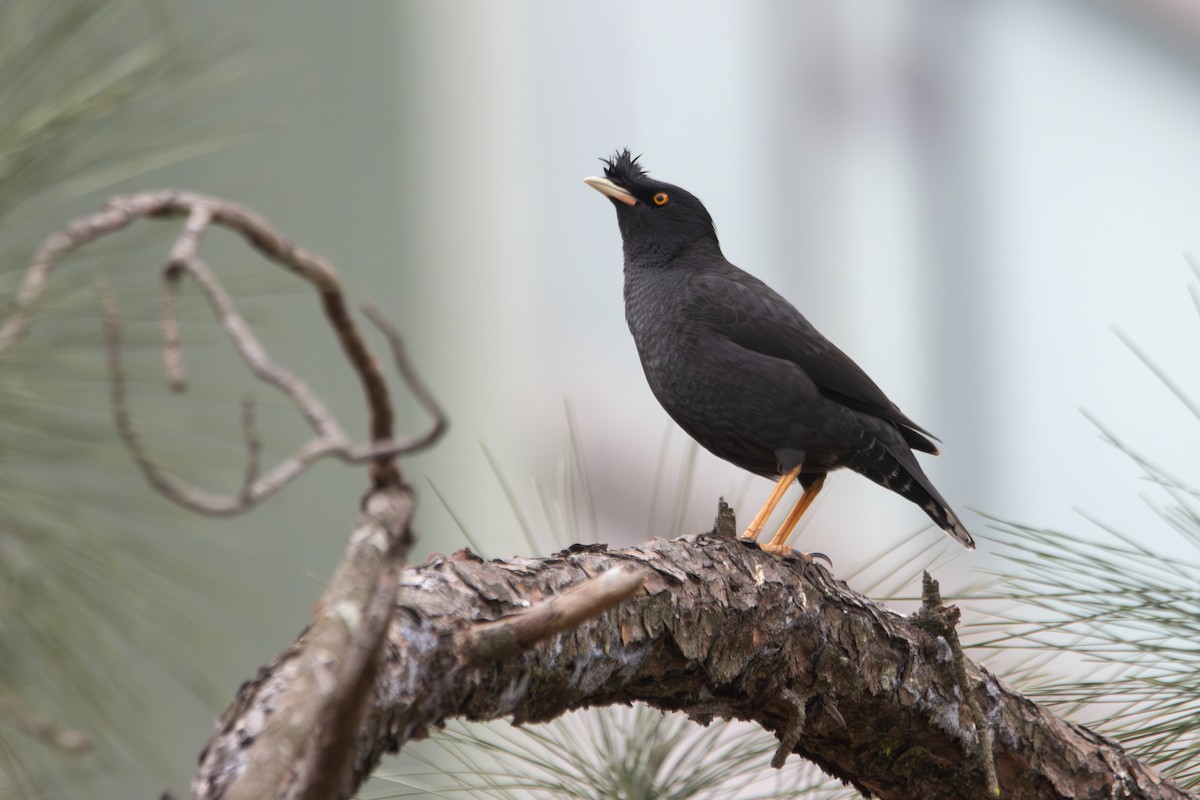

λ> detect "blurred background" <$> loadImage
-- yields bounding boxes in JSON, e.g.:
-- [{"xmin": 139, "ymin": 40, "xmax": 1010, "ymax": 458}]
[{"xmin": 3, "ymin": 1, "xmax": 1200, "ymax": 797}]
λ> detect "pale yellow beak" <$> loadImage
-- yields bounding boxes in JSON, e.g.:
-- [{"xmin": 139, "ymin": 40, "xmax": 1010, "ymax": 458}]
[{"xmin": 583, "ymin": 176, "xmax": 637, "ymax": 206}]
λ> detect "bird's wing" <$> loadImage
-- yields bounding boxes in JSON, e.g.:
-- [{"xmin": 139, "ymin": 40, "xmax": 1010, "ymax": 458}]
[{"xmin": 687, "ymin": 270, "xmax": 940, "ymax": 454}]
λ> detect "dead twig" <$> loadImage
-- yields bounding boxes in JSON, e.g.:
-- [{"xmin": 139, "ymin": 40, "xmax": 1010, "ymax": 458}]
[
  {"xmin": 456, "ymin": 567, "xmax": 649, "ymax": 665},
  {"xmin": 915, "ymin": 570, "xmax": 1000, "ymax": 798},
  {"xmin": 3, "ymin": 191, "xmax": 447, "ymax": 515}
]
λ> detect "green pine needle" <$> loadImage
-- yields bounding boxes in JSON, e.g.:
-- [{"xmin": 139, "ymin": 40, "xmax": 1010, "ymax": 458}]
[
  {"xmin": 961, "ymin": 263, "xmax": 1200, "ymax": 788},
  {"xmin": 0, "ymin": 1, "xmax": 251, "ymax": 794}
]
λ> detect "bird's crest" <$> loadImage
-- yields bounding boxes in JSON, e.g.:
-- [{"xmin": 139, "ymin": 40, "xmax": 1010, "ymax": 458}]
[{"xmin": 602, "ymin": 149, "xmax": 647, "ymax": 189}]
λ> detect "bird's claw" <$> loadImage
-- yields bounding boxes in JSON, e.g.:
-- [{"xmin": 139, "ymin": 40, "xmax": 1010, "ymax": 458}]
[
  {"xmin": 759, "ymin": 543, "xmax": 833, "ymax": 568},
  {"xmin": 804, "ymin": 550, "xmax": 832, "ymax": 567}
]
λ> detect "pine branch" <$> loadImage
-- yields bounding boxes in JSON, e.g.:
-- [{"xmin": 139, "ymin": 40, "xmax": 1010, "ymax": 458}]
[{"xmin": 194, "ymin": 524, "xmax": 1195, "ymax": 800}]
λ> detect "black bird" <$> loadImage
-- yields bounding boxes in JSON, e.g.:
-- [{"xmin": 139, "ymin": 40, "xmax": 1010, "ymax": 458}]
[{"xmin": 584, "ymin": 150, "xmax": 973, "ymax": 553}]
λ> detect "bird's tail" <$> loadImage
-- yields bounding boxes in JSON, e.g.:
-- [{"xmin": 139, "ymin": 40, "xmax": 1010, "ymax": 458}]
[{"xmin": 860, "ymin": 442, "xmax": 975, "ymax": 549}]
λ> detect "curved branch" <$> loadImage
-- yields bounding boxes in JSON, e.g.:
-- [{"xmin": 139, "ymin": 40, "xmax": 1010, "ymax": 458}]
[
  {"xmin": 195, "ymin": 529, "xmax": 1196, "ymax": 800},
  {"xmin": 359, "ymin": 302, "xmax": 447, "ymax": 455},
  {"xmin": 4, "ymin": 191, "xmax": 447, "ymax": 516}
]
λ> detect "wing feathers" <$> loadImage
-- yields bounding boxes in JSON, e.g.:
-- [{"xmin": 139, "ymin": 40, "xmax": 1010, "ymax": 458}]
[{"xmin": 688, "ymin": 271, "xmax": 940, "ymax": 454}]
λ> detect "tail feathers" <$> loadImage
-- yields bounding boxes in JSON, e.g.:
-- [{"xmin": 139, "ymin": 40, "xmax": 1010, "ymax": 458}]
[
  {"xmin": 860, "ymin": 444, "xmax": 974, "ymax": 550},
  {"xmin": 928, "ymin": 501, "xmax": 975, "ymax": 550}
]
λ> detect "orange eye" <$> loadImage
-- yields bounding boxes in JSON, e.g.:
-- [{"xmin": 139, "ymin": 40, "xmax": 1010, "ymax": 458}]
[{"xmin": 653, "ymin": 192, "xmax": 669, "ymax": 206}]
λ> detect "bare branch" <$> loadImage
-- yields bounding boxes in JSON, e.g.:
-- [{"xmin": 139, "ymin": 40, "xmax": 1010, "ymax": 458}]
[
  {"xmin": 209, "ymin": 486, "xmax": 415, "ymax": 800},
  {"xmin": 185, "ymin": 254, "xmax": 347, "ymax": 441},
  {"xmin": 0, "ymin": 199, "xmax": 143, "ymax": 353},
  {"xmin": 361, "ymin": 302, "xmax": 447, "ymax": 455},
  {"xmin": 161, "ymin": 267, "xmax": 186, "ymax": 391},
  {"xmin": 239, "ymin": 396, "xmax": 261, "ymax": 502},
  {"xmin": 318, "ymin": 290, "xmax": 398, "ymax": 487},
  {"xmin": 3, "ymin": 191, "xmax": 446, "ymax": 516},
  {"xmin": 168, "ymin": 202, "xmax": 212, "ymax": 268}
]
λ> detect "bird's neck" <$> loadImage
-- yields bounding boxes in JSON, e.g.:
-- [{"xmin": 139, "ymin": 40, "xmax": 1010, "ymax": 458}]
[
  {"xmin": 622, "ymin": 237, "xmax": 722, "ymax": 343},
  {"xmin": 622, "ymin": 235, "xmax": 720, "ymax": 273}
]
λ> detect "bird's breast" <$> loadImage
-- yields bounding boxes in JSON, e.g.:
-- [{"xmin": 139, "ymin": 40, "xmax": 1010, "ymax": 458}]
[
  {"xmin": 623, "ymin": 269, "xmax": 696, "ymax": 379},
  {"xmin": 626, "ymin": 273, "xmax": 807, "ymax": 427}
]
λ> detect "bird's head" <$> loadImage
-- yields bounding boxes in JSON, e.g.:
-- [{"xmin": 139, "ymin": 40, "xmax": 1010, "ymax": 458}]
[{"xmin": 584, "ymin": 149, "xmax": 718, "ymax": 262}]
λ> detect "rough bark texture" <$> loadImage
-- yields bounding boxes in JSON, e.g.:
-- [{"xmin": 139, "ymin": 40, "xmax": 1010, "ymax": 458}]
[
  {"xmin": 363, "ymin": 531, "xmax": 1191, "ymax": 800},
  {"xmin": 193, "ymin": 486, "xmax": 417, "ymax": 800},
  {"xmin": 195, "ymin": 525, "xmax": 1195, "ymax": 800}
]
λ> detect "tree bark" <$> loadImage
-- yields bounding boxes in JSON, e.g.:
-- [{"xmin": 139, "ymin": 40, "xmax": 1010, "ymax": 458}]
[{"xmin": 194, "ymin": 522, "xmax": 1195, "ymax": 800}]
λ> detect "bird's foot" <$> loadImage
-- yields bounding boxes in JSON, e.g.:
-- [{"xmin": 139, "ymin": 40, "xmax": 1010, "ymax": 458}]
[
  {"xmin": 759, "ymin": 543, "xmax": 832, "ymax": 568},
  {"xmin": 739, "ymin": 527, "xmax": 764, "ymax": 543}
]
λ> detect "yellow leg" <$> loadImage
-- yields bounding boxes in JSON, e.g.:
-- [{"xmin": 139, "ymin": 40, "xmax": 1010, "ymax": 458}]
[
  {"xmin": 740, "ymin": 465, "xmax": 803, "ymax": 542},
  {"xmin": 763, "ymin": 474, "xmax": 827, "ymax": 554}
]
